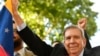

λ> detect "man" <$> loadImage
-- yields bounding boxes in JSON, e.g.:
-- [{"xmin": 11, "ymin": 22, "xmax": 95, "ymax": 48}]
[
  {"xmin": 12, "ymin": 0, "xmax": 93, "ymax": 56},
  {"xmin": 13, "ymin": 22, "xmax": 36, "ymax": 56},
  {"xmin": 63, "ymin": 25, "xmax": 88, "ymax": 56},
  {"xmin": 12, "ymin": 0, "xmax": 36, "ymax": 56}
]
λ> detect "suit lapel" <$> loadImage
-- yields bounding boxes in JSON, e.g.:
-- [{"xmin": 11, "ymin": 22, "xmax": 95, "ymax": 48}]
[{"xmin": 83, "ymin": 48, "xmax": 91, "ymax": 56}]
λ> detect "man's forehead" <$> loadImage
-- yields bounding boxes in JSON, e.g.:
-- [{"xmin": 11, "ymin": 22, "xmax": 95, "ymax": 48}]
[
  {"xmin": 64, "ymin": 28, "xmax": 83, "ymax": 38},
  {"xmin": 65, "ymin": 28, "xmax": 82, "ymax": 35}
]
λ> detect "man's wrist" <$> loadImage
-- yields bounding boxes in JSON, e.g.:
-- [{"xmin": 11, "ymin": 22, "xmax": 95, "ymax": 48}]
[{"xmin": 17, "ymin": 23, "xmax": 26, "ymax": 31}]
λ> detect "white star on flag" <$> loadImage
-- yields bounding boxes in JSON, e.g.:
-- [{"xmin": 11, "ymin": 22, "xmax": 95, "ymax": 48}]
[{"xmin": 5, "ymin": 28, "xmax": 9, "ymax": 33}]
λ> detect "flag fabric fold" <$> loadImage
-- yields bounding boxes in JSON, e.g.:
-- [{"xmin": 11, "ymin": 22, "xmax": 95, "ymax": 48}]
[{"xmin": 0, "ymin": 0, "xmax": 13, "ymax": 56}]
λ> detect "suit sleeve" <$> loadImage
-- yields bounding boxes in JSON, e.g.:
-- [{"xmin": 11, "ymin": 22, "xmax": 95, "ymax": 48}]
[
  {"xmin": 17, "ymin": 27, "xmax": 53, "ymax": 56},
  {"xmin": 84, "ymin": 30, "xmax": 91, "ymax": 49}
]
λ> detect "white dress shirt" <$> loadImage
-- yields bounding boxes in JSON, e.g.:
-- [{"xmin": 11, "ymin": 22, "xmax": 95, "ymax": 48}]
[
  {"xmin": 14, "ymin": 48, "xmax": 25, "ymax": 56},
  {"xmin": 17, "ymin": 23, "xmax": 26, "ymax": 31},
  {"xmin": 79, "ymin": 49, "xmax": 84, "ymax": 56}
]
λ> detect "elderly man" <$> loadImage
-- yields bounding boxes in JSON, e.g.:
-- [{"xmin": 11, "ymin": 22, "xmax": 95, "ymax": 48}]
[
  {"xmin": 63, "ymin": 25, "xmax": 88, "ymax": 56},
  {"xmin": 12, "ymin": 0, "xmax": 93, "ymax": 56}
]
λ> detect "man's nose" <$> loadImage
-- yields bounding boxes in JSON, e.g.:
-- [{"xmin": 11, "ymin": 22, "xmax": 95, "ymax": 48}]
[{"xmin": 70, "ymin": 37, "xmax": 75, "ymax": 43}]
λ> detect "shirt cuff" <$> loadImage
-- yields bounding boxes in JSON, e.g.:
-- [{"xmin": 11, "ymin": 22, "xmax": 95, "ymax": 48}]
[{"xmin": 17, "ymin": 23, "xmax": 26, "ymax": 31}]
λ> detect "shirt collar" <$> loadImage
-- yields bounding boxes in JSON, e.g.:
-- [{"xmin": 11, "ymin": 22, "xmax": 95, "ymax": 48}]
[
  {"xmin": 14, "ymin": 48, "xmax": 25, "ymax": 56},
  {"xmin": 79, "ymin": 49, "xmax": 84, "ymax": 56}
]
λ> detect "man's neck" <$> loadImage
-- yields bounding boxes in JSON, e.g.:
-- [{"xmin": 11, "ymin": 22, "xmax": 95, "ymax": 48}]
[
  {"xmin": 14, "ymin": 44, "xmax": 23, "ymax": 52},
  {"xmin": 69, "ymin": 53, "xmax": 79, "ymax": 56},
  {"xmin": 69, "ymin": 49, "xmax": 84, "ymax": 56}
]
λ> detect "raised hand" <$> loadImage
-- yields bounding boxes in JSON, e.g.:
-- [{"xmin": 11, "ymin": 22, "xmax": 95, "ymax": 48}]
[
  {"xmin": 11, "ymin": 0, "xmax": 19, "ymax": 13},
  {"xmin": 77, "ymin": 18, "xmax": 87, "ymax": 30},
  {"xmin": 11, "ymin": 0, "xmax": 24, "ymax": 27}
]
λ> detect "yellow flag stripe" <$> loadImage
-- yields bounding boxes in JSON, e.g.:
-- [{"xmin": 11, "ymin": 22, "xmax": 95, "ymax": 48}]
[{"xmin": 5, "ymin": 0, "xmax": 13, "ymax": 15}]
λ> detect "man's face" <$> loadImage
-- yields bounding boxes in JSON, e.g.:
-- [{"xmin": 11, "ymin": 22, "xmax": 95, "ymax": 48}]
[
  {"xmin": 13, "ymin": 23, "xmax": 20, "ymax": 41},
  {"xmin": 64, "ymin": 28, "xmax": 86, "ymax": 55},
  {"xmin": 13, "ymin": 23, "xmax": 22, "ymax": 48}
]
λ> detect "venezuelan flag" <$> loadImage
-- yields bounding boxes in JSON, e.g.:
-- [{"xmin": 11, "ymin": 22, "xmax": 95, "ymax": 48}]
[{"xmin": 0, "ymin": 0, "xmax": 13, "ymax": 56}]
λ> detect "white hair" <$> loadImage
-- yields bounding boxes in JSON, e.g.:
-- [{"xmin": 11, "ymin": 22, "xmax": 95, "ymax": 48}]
[{"xmin": 63, "ymin": 25, "xmax": 85, "ymax": 38}]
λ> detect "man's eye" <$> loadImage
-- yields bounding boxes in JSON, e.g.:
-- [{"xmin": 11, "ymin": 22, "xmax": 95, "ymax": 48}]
[
  {"xmin": 65, "ymin": 37, "xmax": 70, "ymax": 40},
  {"xmin": 74, "ymin": 36, "xmax": 80, "ymax": 39}
]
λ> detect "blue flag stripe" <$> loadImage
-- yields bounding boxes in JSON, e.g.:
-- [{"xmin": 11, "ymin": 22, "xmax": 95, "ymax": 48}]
[{"xmin": 0, "ymin": 5, "xmax": 13, "ymax": 56}]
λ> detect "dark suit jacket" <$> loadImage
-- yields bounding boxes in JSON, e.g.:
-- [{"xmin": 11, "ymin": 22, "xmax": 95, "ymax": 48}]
[
  {"xmin": 84, "ymin": 30, "xmax": 91, "ymax": 49},
  {"xmin": 90, "ymin": 46, "xmax": 100, "ymax": 56},
  {"xmin": 18, "ymin": 27, "xmax": 92, "ymax": 56}
]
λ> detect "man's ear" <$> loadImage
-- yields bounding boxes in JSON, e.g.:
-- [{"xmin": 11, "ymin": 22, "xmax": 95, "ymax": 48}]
[{"xmin": 83, "ymin": 37, "xmax": 86, "ymax": 48}]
